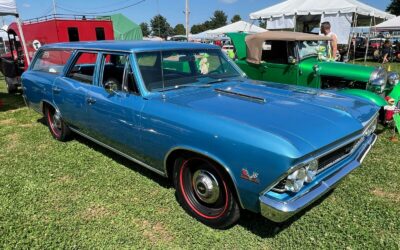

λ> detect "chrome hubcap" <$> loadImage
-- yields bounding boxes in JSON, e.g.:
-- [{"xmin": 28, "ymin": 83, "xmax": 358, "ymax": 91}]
[
  {"xmin": 192, "ymin": 170, "xmax": 220, "ymax": 204},
  {"xmin": 53, "ymin": 111, "xmax": 62, "ymax": 130}
]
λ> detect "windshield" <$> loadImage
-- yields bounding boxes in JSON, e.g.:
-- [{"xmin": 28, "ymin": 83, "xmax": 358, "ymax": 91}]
[
  {"xmin": 136, "ymin": 49, "xmax": 242, "ymax": 92},
  {"xmin": 298, "ymin": 41, "xmax": 328, "ymax": 59}
]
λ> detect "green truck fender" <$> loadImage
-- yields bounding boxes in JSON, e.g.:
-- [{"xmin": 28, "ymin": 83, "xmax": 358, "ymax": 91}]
[{"xmin": 338, "ymin": 89, "xmax": 387, "ymax": 107}]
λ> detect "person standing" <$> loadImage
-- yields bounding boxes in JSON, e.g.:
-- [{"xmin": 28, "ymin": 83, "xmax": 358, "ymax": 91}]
[{"xmin": 320, "ymin": 22, "xmax": 338, "ymax": 61}]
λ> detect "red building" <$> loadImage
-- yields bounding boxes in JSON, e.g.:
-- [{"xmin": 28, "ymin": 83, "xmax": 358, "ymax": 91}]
[{"xmin": 1, "ymin": 15, "xmax": 114, "ymax": 93}]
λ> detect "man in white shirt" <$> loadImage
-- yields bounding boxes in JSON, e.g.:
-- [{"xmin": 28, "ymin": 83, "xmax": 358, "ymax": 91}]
[{"xmin": 320, "ymin": 22, "xmax": 338, "ymax": 61}]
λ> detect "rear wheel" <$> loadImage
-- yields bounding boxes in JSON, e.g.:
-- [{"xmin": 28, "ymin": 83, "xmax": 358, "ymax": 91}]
[
  {"xmin": 45, "ymin": 105, "xmax": 71, "ymax": 141},
  {"xmin": 173, "ymin": 157, "xmax": 240, "ymax": 229}
]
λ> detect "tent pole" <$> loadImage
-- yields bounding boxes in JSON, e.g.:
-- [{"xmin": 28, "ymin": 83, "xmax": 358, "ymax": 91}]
[
  {"xmin": 293, "ymin": 14, "xmax": 297, "ymax": 32},
  {"xmin": 346, "ymin": 13, "xmax": 357, "ymax": 63},
  {"xmin": 185, "ymin": 0, "xmax": 190, "ymax": 41},
  {"xmin": 16, "ymin": 15, "xmax": 30, "ymax": 66},
  {"xmin": 364, "ymin": 16, "xmax": 373, "ymax": 64}
]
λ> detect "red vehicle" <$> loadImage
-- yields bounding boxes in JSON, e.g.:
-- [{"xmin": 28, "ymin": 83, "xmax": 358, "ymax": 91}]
[{"xmin": 0, "ymin": 14, "xmax": 114, "ymax": 93}]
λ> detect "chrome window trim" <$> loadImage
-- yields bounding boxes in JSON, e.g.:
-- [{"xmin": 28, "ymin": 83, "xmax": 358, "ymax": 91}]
[{"xmin": 69, "ymin": 128, "xmax": 166, "ymax": 177}]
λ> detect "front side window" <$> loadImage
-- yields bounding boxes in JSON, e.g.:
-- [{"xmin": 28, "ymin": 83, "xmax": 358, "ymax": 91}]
[
  {"xmin": 136, "ymin": 49, "xmax": 241, "ymax": 92},
  {"xmin": 298, "ymin": 41, "xmax": 325, "ymax": 59},
  {"xmin": 262, "ymin": 41, "xmax": 295, "ymax": 64},
  {"xmin": 31, "ymin": 49, "xmax": 72, "ymax": 74},
  {"xmin": 67, "ymin": 52, "xmax": 98, "ymax": 84},
  {"xmin": 100, "ymin": 53, "xmax": 138, "ymax": 93}
]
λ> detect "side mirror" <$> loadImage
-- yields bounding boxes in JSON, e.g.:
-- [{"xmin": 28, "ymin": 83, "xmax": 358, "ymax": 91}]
[
  {"xmin": 104, "ymin": 81, "xmax": 119, "ymax": 95},
  {"xmin": 288, "ymin": 56, "xmax": 296, "ymax": 64}
]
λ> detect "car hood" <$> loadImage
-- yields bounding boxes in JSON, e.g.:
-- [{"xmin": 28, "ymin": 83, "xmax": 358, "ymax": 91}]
[
  {"xmin": 317, "ymin": 61, "xmax": 375, "ymax": 82},
  {"xmin": 163, "ymin": 81, "xmax": 378, "ymax": 154}
]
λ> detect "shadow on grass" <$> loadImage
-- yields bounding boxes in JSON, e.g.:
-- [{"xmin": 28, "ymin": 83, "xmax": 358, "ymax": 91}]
[
  {"xmin": 0, "ymin": 90, "xmax": 25, "ymax": 113},
  {"xmin": 37, "ymin": 117, "xmax": 171, "ymax": 189},
  {"xmin": 237, "ymin": 190, "xmax": 334, "ymax": 238}
]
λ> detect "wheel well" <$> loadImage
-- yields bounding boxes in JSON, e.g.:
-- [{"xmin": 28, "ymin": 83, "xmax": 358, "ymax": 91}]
[
  {"xmin": 165, "ymin": 149, "xmax": 243, "ymax": 208},
  {"xmin": 41, "ymin": 101, "xmax": 54, "ymax": 115}
]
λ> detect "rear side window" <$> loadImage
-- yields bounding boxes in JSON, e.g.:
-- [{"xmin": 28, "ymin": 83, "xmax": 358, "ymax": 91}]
[
  {"xmin": 68, "ymin": 27, "xmax": 80, "ymax": 42},
  {"xmin": 31, "ymin": 50, "xmax": 72, "ymax": 75},
  {"xmin": 67, "ymin": 52, "xmax": 98, "ymax": 84}
]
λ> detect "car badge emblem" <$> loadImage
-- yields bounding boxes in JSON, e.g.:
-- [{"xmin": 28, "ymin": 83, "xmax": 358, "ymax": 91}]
[{"xmin": 241, "ymin": 169, "xmax": 260, "ymax": 183}]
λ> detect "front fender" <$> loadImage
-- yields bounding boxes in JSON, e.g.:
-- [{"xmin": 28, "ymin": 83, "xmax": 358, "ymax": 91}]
[{"xmin": 338, "ymin": 89, "xmax": 387, "ymax": 107}]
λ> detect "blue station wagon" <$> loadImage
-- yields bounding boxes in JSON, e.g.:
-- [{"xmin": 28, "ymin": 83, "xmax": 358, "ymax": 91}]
[{"xmin": 22, "ymin": 41, "xmax": 379, "ymax": 229}]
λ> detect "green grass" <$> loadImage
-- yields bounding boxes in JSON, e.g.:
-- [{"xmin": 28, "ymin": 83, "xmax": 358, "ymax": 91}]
[{"xmin": 0, "ymin": 77, "xmax": 399, "ymax": 249}]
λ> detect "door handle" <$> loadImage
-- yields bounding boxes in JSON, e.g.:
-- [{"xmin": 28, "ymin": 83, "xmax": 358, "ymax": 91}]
[
  {"xmin": 86, "ymin": 97, "xmax": 96, "ymax": 105},
  {"xmin": 53, "ymin": 87, "xmax": 61, "ymax": 94}
]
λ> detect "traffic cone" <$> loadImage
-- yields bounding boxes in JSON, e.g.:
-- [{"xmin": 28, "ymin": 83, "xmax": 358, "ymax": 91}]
[{"xmin": 388, "ymin": 64, "xmax": 392, "ymax": 72}]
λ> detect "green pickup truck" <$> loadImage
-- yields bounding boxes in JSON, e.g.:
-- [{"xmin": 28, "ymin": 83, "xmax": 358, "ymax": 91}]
[{"xmin": 228, "ymin": 31, "xmax": 400, "ymax": 108}]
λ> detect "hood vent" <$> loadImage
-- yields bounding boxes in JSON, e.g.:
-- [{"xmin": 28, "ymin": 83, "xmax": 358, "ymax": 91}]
[{"xmin": 215, "ymin": 88, "xmax": 266, "ymax": 104}]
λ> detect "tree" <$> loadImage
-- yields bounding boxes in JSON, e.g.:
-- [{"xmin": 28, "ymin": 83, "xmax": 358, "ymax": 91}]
[
  {"xmin": 174, "ymin": 24, "xmax": 186, "ymax": 35},
  {"xmin": 140, "ymin": 22, "xmax": 150, "ymax": 37},
  {"xmin": 210, "ymin": 10, "xmax": 228, "ymax": 29},
  {"xmin": 190, "ymin": 10, "xmax": 228, "ymax": 34},
  {"xmin": 150, "ymin": 14, "xmax": 173, "ymax": 38},
  {"xmin": 191, "ymin": 24, "xmax": 206, "ymax": 34},
  {"xmin": 231, "ymin": 14, "xmax": 242, "ymax": 23},
  {"xmin": 386, "ymin": 0, "xmax": 400, "ymax": 16}
]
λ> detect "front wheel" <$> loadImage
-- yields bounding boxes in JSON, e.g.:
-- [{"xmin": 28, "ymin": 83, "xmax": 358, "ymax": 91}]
[
  {"xmin": 45, "ymin": 106, "xmax": 71, "ymax": 141},
  {"xmin": 173, "ymin": 157, "xmax": 240, "ymax": 229}
]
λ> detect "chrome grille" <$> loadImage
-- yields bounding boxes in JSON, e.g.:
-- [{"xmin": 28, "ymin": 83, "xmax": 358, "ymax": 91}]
[{"xmin": 317, "ymin": 139, "xmax": 361, "ymax": 173}]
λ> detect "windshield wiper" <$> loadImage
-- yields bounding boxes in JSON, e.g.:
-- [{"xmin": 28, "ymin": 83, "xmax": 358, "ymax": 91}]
[{"xmin": 206, "ymin": 78, "xmax": 229, "ymax": 85}]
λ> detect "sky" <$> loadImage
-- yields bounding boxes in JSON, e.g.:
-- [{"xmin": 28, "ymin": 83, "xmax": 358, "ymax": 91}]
[{"xmin": 1, "ymin": 0, "xmax": 393, "ymax": 28}]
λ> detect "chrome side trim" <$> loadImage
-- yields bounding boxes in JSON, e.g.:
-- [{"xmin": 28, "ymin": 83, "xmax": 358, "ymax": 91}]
[
  {"xmin": 259, "ymin": 134, "xmax": 377, "ymax": 222},
  {"xmin": 164, "ymin": 146, "xmax": 245, "ymax": 209},
  {"xmin": 70, "ymin": 128, "xmax": 167, "ymax": 177}
]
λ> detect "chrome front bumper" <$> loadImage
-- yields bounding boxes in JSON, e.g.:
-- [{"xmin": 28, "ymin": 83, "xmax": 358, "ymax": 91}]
[{"xmin": 259, "ymin": 134, "xmax": 377, "ymax": 223}]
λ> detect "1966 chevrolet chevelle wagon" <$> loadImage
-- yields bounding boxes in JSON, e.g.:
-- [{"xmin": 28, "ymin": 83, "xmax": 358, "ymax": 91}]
[{"xmin": 22, "ymin": 41, "xmax": 379, "ymax": 229}]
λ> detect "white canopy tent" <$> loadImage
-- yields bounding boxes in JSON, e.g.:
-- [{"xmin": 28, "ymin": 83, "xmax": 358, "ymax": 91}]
[
  {"xmin": 207, "ymin": 21, "xmax": 267, "ymax": 35},
  {"xmin": 189, "ymin": 30, "xmax": 219, "ymax": 40},
  {"xmin": 250, "ymin": 0, "xmax": 395, "ymax": 44},
  {"xmin": 0, "ymin": 0, "xmax": 30, "ymax": 64},
  {"xmin": 374, "ymin": 16, "xmax": 400, "ymax": 31}
]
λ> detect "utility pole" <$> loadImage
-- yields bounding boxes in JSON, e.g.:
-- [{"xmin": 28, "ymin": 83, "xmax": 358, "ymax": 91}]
[
  {"xmin": 52, "ymin": 0, "xmax": 57, "ymax": 15},
  {"xmin": 185, "ymin": 0, "xmax": 190, "ymax": 41}
]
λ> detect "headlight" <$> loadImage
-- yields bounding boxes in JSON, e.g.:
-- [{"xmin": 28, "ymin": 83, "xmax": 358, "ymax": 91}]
[
  {"xmin": 370, "ymin": 67, "xmax": 387, "ymax": 82},
  {"xmin": 305, "ymin": 159, "xmax": 319, "ymax": 183},
  {"xmin": 368, "ymin": 78, "xmax": 386, "ymax": 93},
  {"xmin": 387, "ymin": 72, "xmax": 399, "ymax": 86},
  {"xmin": 282, "ymin": 159, "xmax": 319, "ymax": 193},
  {"xmin": 364, "ymin": 118, "xmax": 378, "ymax": 136},
  {"xmin": 369, "ymin": 67, "xmax": 387, "ymax": 94},
  {"xmin": 285, "ymin": 168, "xmax": 307, "ymax": 193}
]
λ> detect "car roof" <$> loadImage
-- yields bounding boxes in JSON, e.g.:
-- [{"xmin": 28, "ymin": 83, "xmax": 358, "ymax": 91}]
[
  {"xmin": 41, "ymin": 40, "xmax": 220, "ymax": 52},
  {"xmin": 245, "ymin": 31, "xmax": 331, "ymax": 65},
  {"xmin": 246, "ymin": 31, "xmax": 332, "ymax": 42}
]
